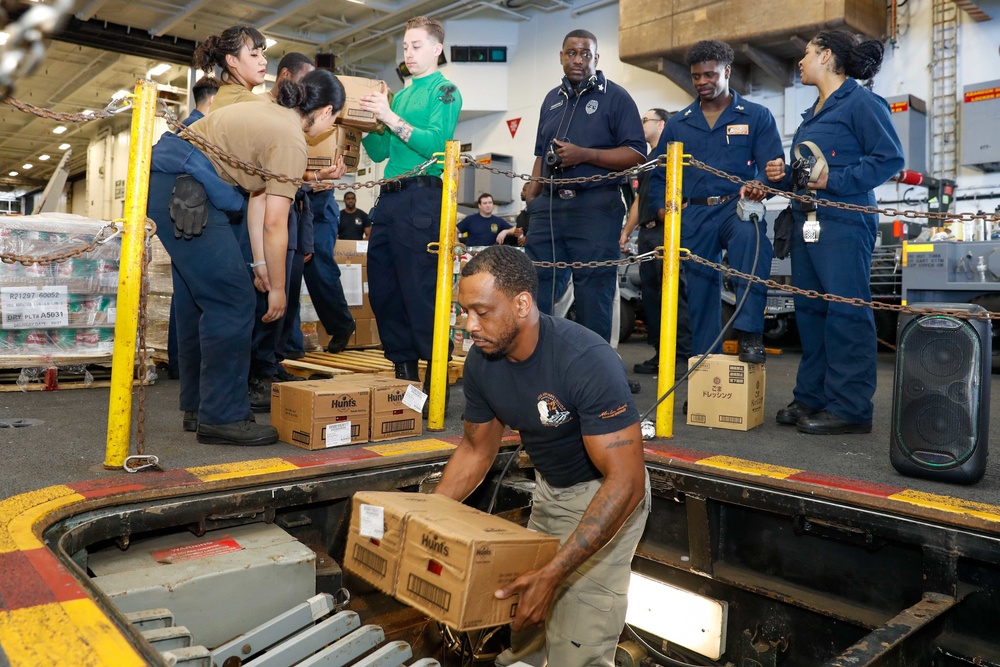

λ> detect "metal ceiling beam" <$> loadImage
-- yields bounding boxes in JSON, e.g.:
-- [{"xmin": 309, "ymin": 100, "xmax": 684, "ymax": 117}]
[
  {"xmin": 75, "ymin": 0, "xmax": 111, "ymax": 22},
  {"xmin": 657, "ymin": 57, "xmax": 695, "ymax": 97},
  {"xmin": 258, "ymin": 0, "xmax": 318, "ymax": 31},
  {"xmin": 149, "ymin": 0, "xmax": 214, "ymax": 36},
  {"xmin": 740, "ymin": 43, "xmax": 794, "ymax": 87},
  {"xmin": 53, "ymin": 17, "xmax": 199, "ymax": 65}
]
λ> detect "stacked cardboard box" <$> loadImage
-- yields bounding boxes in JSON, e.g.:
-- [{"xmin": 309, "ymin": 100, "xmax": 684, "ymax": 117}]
[
  {"xmin": 336, "ymin": 76, "xmax": 389, "ymax": 132},
  {"xmin": 0, "ymin": 214, "xmax": 121, "ymax": 359},
  {"xmin": 307, "ymin": 125, "xmax": 362, "ymax": 175},
  {"xmin": 271, "ymin": 373, "xmax": 421, "ymax": 449},
  {"xmin": 333, "ymin": 240, "xmax": 378, "ymax": 348},
  {"xmin": 687, "ymin": 355, "xmax": 766, "ymax": 431},
  {"xmin": 345, "ymin": 491, "xmax": 560, "ymax": 631}
]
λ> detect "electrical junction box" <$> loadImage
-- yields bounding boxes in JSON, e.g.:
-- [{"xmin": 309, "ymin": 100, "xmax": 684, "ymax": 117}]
[
  {"xmin": 961, "ymin": 80, "xmax": 1000, "ymax": 172},
  {"xmin": 886, "ymin": 95, "xmax": 927, "ymax": 174},
  {"xmin": 89, "ymin": 522, "xmax": 316, "ymax": 649}
]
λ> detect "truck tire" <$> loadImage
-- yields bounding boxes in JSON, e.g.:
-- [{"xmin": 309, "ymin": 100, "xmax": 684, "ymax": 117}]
[{"xmin": 620, "ymin": 299, "xmax": 636, "ymax": 343}]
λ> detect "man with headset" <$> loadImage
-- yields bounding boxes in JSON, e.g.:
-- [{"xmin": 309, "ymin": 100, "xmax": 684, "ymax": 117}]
[{"xmin": 524, "ymin": 29, "xmax": 646, "ymax": 343}]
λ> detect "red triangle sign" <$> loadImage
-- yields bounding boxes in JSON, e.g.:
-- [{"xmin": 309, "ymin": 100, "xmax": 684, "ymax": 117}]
[{"xmin": 507, "ymin": 117, "xmax": 521, "ymax": 138}]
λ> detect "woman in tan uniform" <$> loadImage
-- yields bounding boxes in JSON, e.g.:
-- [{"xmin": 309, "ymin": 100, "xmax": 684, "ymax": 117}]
[
  {"xmin": 193, "ymin": 25, "xmax": 269, "ymax": 109},
  {"xmin": 149, "ymin": 69, "xmax": 346, "ymax": 446}
]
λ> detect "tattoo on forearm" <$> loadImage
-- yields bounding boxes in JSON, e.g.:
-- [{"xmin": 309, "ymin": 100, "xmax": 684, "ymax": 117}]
[
  {"xmin": 549, "ymin": 486, "xmax": 634, "ymax": 579},
  {"xmin": 394, "ymin": 119, "xmax": 414, "ymax": 143},
  {"xmin": 605, "ymin": 438, "xmax": 634, "ymax": 450}
]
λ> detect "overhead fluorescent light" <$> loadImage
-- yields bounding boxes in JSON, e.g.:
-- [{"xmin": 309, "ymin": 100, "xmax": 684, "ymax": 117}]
[
  {"xmin": 265, "ymin": 38, "xmax": 277, "ymax": 49},
  {"xmin": 148, "ymin": 63, "xmax": 171, "ymax": 77},
  {"xmin": 0, "ymin": 32, "xmax": 9, "ymax": 45},
  {"xmin": 81, "ymin": 109, "xmax": 94, "ymax": 116},
  {"xmin": 112, "ymin": 89, "xmax": 130, "ymax": 100},
  {"xmin": 38, "ymin": 154, "xmax": 50, "ymax": 161},
  {"xmin": 59, "ymin": 143, "xmax": 71, "ymax": 150},
  {"xmin": 52, "ymin": 125, "xmax": 67, "ymax": 134},
  {"xmin": 345, "ymin": 0, "xmax": 366, "ymax": 4},
  {"xmin": 626, "ymin": 572, "xmax": 728, "ymax": 660},
  {"xmin": 8, "ymin": 171, "xmax": 17, "ymax": 176},
  {"xmin": 22, "ymin": 163, "xmax": 32, "ymax": 170}
]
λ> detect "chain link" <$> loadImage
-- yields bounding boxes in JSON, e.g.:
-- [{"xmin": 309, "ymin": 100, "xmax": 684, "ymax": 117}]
[
  {"xmin": 0, "ymin": 222, "xmax": 121, "ymax": 266},
  {"xmin": 5, "ymin": 96, "xmax": 116, "ymax": 122},
  {"xmin": 162, "ymin": 108, "xmax": 437, "ymax": 192},
  {"xmin": 679, "ymin": 249, "xmax": 1000, "ymax": 321},
  {"xmin": 0, "ymin": 0, "xmax": 73, "ymax": 100},
  {"xmin": 459, "ymin": 153, "xmax": 658, "ymax": 187},
  {"xmin": 687, "ymin": 158, "xmax": 1000, "ymax": 224}
]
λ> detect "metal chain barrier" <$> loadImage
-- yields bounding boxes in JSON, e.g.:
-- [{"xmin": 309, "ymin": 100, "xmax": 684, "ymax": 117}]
[
  {"xmin": 0, "ymin": 0, "xmax": 73, "ymax": 100},
  {"xmin": 687, "ymin": 157, "xmax": 1000, "ymax": 224},
  {"xmin": 460, "ymin": 153, "xmax": 660, "ymax": 186},
  {"xmin": 161, "ymin": 108, "xmax": 437, "ymax": 192},
  {"xmin": 123, "ymin": 218, "xmax": 161, "ymax": 474},
  {"xmin": 0, "ymin": 222, "xmax": 121, "ymax": 266},
  {"xmin": 678, "ymin": 249, "xmax": 1000, "ymax": 322}
]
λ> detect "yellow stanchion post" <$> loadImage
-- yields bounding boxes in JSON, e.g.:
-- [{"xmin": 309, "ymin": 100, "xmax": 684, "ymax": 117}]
[
  {"xmin": 656, "ymin": 141, "xmax": 685, "ymax": 439},
  {"xmin": 104, "ymin": 78, "xmax": 157, "ymax": 469},
  {"xmin": 428, "ymin": 140, "xmax": 460, "ymax": 430}
]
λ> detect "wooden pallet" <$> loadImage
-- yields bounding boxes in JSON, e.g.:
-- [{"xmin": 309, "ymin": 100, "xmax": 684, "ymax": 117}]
[
  {"xmin": 0, "ymin": 365, "xmax": 149, "ymax": 392},
  {"xmin": 296, "ymin": 349, "xmax": 465, "ymax": 385}
]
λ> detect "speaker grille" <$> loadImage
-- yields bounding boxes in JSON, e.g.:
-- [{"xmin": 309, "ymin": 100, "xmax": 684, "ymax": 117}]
[{"xmin": 894, "ymin": 316, "xmax": 981, "ymax": 467}]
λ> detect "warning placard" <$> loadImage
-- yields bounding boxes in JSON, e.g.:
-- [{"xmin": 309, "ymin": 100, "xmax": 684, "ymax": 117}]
[{"xmin": 151, "ymin": 536, "xmax": 243, "ymax": 563}]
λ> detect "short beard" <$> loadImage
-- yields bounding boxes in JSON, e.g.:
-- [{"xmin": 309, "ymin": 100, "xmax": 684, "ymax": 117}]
[{"xmin": 479, "ymin": 321, "xmax": 520, "ymax": 361}]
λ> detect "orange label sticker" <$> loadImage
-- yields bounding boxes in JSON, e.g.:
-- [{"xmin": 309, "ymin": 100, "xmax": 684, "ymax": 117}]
[
  {"xmin": 965, "ymin": 87, "xmax": 1000, "ymax": 104},
  {"xmin": 890, "ymin": 101, "xmax": 909, "ymax": 113},
  {"xmin": 151, "ymin": 536, "xmax": 243, "ymax": 564},
  {"xmin": 726, "ymin": 124, "xmax": 749, "ymax": 135}
]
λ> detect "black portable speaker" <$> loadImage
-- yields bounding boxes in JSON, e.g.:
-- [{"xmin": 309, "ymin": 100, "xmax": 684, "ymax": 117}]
[{"xmin": 890, "ymin": 303, "xmax": 991, "ymax": 484}]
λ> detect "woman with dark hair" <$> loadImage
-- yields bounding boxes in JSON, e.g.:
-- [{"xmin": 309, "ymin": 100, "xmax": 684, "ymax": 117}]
[
  {"xmin": 149, "ymin": 69, "xmax": 346, "ymax": 446},
  {"xmin": 765, "ymin": 30, "xmax": 904, "ymax": 435},
  {"xmin": 193, "ymin": 25, "xmax": 269, "ymax": 108}
]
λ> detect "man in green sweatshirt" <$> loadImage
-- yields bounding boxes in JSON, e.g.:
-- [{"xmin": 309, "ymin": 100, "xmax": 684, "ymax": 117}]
[{"xmin": 360, "ymin": 16, "xmax": 462, "ymax": 397}]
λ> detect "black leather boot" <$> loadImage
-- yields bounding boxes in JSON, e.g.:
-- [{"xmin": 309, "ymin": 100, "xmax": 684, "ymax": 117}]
[
  {"xmin": 395, "ymin": 360, "xmax": 420, "ymax": 381},
  {"xmin": 737, "ymin": 330, "xmax": 766, "ymax": 365}
]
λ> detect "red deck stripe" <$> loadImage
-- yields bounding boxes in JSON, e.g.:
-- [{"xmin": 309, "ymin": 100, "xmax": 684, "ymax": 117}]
[
  {"xmin": 786, "ymin": 471, "xmax": 905, "ymax": 498},
  {"xmin": 0, "ymin": 550, "xmax": 57, "ymax": 612},
  {"xmin": 21, "ymin": 549, "xmax": 87, "ymax": 604}
]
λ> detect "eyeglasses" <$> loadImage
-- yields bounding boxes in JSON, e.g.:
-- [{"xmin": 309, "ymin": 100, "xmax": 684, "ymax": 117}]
[{"xmin": 641, "ymin": 117, "xmax": 663, "ymax": 124}]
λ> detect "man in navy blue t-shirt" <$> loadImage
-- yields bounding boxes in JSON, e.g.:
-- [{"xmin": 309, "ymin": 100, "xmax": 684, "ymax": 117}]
[
  {"xmin": 457, "ymin": 193, "xmax": 511, "ymax": 247},
  {"xmin": 434, "ymin": 245, "xmax": 649, "ymax": 667}
]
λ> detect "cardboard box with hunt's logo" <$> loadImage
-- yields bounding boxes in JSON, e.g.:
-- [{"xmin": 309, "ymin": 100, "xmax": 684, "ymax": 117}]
[
  {"xmin": 367, "ymin": 376, "xmax": 422, "ymax": 442},
  {"xmin": 395, "ymin": 501, "xmax": 560, "ymax": 631},
  {"xmin": 271, "ymin": 379, "xmax": 370, "ymax": 449},
  {"xmin": 686, "ymin": 355, "xmax": 765, "ymax": 431},
  {"xmin": 344, "ymin": 491, "xmax": 456, "ymax": 595}
]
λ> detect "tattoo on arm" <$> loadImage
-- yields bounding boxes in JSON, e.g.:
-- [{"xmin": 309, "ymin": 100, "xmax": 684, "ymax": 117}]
[
  {"xmin": 605, "ymin": 438, "xmax": 634, "ymax": 450},
  {"xmin": 549, "ymin": 486, "xmax": 633, "ymax": 580},
  {"xmin": 394, "ymin": 119, "xmax": 414, "ymax": 143}
]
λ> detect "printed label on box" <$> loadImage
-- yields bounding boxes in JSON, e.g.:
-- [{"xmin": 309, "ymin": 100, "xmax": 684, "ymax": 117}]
[
  {"xmin": 1, "ymin": 286, "xmax": 68, "ymax": 329},
  {"xmin": 403, "ymin": 384, "xmax": 428, "ymax": 413},
  {"xmin": 326, "ymin": 421, "xmax": 353, "ymax": 447},
  {"xmin": 356, "ymin": 241, "xmax": 369, "ymax": 253},
  {"xmin": 340, "ymin": 265, "xmax": 364, "ymax": 307},
  {"xmin": 359, "ymin": 504, "xmax": 385, "ymax": 539}
]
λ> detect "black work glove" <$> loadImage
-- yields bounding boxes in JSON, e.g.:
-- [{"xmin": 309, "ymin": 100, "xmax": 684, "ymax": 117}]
[{"xmin": 169, "ymin": 174, "xmax": 208, "ymax": 240}]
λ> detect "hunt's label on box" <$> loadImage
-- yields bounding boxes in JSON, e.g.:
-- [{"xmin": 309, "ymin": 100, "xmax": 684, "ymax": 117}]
[
  {"xmin": 344, "ymin": 491, "xmax": 459, "ymax": 594},
  {"xmin": 271, "ymin": 380, "xmax": 370, "ymax": 449},
  {"xmin": 396, "ymin": 504, "xmax": 560, "ymax": 631},
  {"xmin": 686, "ymin": 354, "xmax": 765, "ymax": 431}
]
